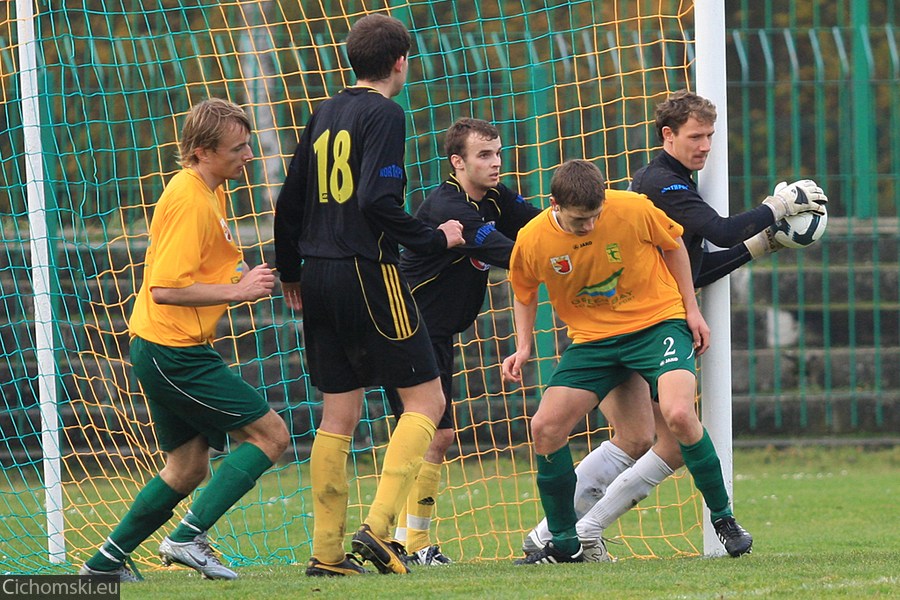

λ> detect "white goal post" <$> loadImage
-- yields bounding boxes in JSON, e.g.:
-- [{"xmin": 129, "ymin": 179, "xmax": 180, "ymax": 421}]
[
  {"xmin": 695, "ymin": 0, "xmax": 734, "ymax": 557},
  {"xmin": 17, "ymin": 0, "xmax": 65, "ymax": 564}
]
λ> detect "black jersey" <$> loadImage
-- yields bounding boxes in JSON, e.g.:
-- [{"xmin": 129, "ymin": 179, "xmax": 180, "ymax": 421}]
[
  {"xmin": 401, "ymin": 176, "xmax": 541, "ymax": 338},
  {"xmin": 274, "ymin": 87, "xmax": 447, "ymax": 282},
  {"xmin": 631, "ymin": 150, "xmax": 774, "ymax": 282}
]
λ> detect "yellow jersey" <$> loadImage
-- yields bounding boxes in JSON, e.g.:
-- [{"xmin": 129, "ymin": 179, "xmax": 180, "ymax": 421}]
[
  {"xmin": 129, "ymin": 169, "xmax": 243, "ymax": 346},
  {"xmin": 509, "ymin": 189, "xmax": 686, "ymax": 344}
]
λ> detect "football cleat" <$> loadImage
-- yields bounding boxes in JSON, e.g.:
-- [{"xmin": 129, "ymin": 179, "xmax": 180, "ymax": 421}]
[
  {"xmin": 521, "ymin": 529, "xmax": 544, "ymax": 555},
  {"xmin": 159, "ymin": 533, "xmax": 238, "ymax": 580},
  {"xmin": 514, "ymin": 541, "xmax": 585, "ymax": 565},
  {"xmin": 580, "ymin": 537, "xmax": 614, "ymax": 563},
  {"xmin": 713, "ymin": 516, "xmax": 753, "ymax": 557},
  {"xmin": 351, "ymin": 524, "xmax": 410, "ymax": 574},
  {"xmin": 78, "ymin": 563, "xmax": 142, "ymax": 582},
  {"xmin": 305, "ymin": 553, "xmax": 369, "ymax": 577},
  {"xmin": 402, "ymin": 544, "xmax": 452, "ymax": 566}
]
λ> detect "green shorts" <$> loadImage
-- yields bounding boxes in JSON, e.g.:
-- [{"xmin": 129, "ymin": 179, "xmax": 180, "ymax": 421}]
[
  {"xmin": 548, "ymin": 319, "xmax": 697, "ymax": 400},
  {"xmin": 130, "ymin": 336, "xmax": 271, "ymax": 451}
]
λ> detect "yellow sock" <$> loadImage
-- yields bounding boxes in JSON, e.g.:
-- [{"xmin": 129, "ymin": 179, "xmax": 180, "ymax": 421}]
[
  {"xmin": 405, "ymin": 460, "xmax": 441, "ymax": 553},
  {"xmin": 310, "ymin": 430, "xmax": 351, "ymax": 564},
  {"xmin": 365, "ymin": 412, "xmax": 436, "ymax": 540}
]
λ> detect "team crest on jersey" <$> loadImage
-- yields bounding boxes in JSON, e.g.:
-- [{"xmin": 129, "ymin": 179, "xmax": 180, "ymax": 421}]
[
  {"xmin": 470, "ymin": 258, "xmax": 491, "ymax": 271},
  {"xmin": 550, "ymin": 255, "xmax": 572, "ymax": 275},
  {"xmin": 606, "ymin": 243, "xmax": 622, "ymax": 262},
  {"xmin": 219, "ymin": 218, "xmax": 233, "ymax": 243}
]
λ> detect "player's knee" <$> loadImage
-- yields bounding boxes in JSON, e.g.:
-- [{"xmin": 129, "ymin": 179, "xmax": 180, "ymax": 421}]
[
  {"xmin": 397, "ymin": 382, "xmax": 445, "ymax": 424},
  {"xmin": 608, "ymin": 419, "xmax": 656, "ymax": 459},
  {"xmin": 410, "ymin": 399, "xmax": 444, "ymax": 426},
  {"xmin": 431, "ymin": 428, "xmax": 455, "ymax": 456},
  {"xmin": 612, "ymin": 435, "xmax": 653, "ymax": 460},
  {"xmin": 530, "ymin": 416, "xmax": 566, "ymax": 455},
  {"xmin": 660, "ymin": 404, "xmax": 700, "ymax": 440},
  {"xmin": 246, "ymin": 411, "xmax": 290, "ymax": 460},
  {"xmin": 267, "ymin": 417, "xmax": 291, "ymax": 456},
  {"xmin": 162, "ymin": 461, "xmax": 209, "ymax": 492}
]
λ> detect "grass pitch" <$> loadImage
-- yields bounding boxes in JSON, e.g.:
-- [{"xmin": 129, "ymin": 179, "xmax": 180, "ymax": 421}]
[
  {"xmin": 126, "ymin": 445, "xmax": 899, "ymax": 599},
  {"xmin": 3, "ymin": 446, "xmax": 897, "ymax": 598}
]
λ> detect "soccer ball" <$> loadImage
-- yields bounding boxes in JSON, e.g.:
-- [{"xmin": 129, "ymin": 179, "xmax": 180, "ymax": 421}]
[{"xmin": 773, "ymin": 207, "xmax": 828, "ymax": 249}]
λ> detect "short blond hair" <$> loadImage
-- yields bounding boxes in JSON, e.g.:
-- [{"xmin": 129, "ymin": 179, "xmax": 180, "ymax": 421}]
[{"xmin": 177, "ymin": 98, "xmax": 251, "ymax": 167}]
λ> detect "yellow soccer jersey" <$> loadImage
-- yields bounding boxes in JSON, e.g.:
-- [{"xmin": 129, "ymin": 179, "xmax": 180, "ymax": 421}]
[
  {"xmin": 129, "ymin": 169, "xmax": 243, "ymax": 346},
  {"xmin": 509, "ymin": 189, "xmax": 686, "ymax": 343}
]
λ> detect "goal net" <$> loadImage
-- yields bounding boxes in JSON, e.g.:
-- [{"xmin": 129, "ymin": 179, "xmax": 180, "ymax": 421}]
[{"xmin": 0, "ymin": 0, "xmax": 703, "ymax": 572}]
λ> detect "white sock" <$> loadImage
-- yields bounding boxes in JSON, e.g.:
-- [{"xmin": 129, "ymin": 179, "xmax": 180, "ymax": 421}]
[
  {"xmin": 575, "ymin": 448, "xmax": 674, "ymax": 541},
  {"xmin": 530, "ymin": 441, "xmax": 635, "ymax": 545},
  {"xmin": 394, "ymin": 526, "xmax": 407, "ymax": 543}
]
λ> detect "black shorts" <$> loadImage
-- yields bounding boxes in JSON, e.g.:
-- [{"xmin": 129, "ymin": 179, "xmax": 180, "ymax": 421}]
[
  {"xmin": 386, "ymin": 335, "xmax": 454, "ymax": 429},
  {"xmin": 301, "ymin": 257, "xmax": 439, "ymax": 393}
]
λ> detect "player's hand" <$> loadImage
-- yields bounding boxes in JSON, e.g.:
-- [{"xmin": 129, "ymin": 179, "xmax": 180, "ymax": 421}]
[
  {"xmin": 686, "ymin": 308, "xmax": 710, "ymax": 356},
  {"xmin": 281, "ymin": 280, "xmax": 302, "ymax": 311},
  {"xmin": 501, "ymin": 350, "xmax": 530, "ymax": 383},
  {"xmin": 236, "ymin": 263, "xmax": 276, "ymax": 301},
  {"xmin": 762, "ymin": 179, "xmax": 827, "ymax": 219},
  {"xmin": 438, "ymin": 219, "xmax": 465, "ymax": 248}
]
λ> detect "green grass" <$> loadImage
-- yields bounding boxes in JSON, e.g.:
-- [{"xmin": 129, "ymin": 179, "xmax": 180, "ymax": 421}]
[
  {"xmin": 5, "ymin": 446, "xmax": 897, "ymax": 598},
  {"xmin": 161, "ymin": 446, "xmax": 900, "ymax": 599}
]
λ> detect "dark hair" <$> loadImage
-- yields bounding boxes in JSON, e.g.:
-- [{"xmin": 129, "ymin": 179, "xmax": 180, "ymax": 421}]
[
  {"xmin": 345, "ymin": 14, "xmax": 411, "ymax": 81},
  {"xmin": 654, "ymin": 89, "xmax": 717, "ymax": 141},
  {"xmin": 444, "ymin": 117, "xmax": 500, "ymax": 169},
  {"xmin": 551, "ymin": 159, "xmax": 606, "ymax": 210},
  {"xmin": 177, "ymin": 98, "xmax": 251, "ymax": 167}
]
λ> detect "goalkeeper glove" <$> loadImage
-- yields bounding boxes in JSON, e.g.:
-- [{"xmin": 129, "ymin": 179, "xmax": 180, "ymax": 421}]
[
  {"xmin": 746, "ymin": 182, "xmax": 790, "ymax": 259},
  {"xmin": 745, "ymin": 224, "xmax": 783, "ymax": 259},
  {"xmin": 762, "ymin": 179, "xmax": 828, "ymax": 221}
]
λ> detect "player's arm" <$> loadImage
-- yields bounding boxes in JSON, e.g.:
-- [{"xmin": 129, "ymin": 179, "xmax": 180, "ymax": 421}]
[
  {"xmin": 697, "ymin": 180, "xmax": 830, "ymax": 287},
  {"xmin": 435, "ymin": 185, "xmax": 541, "ymax": 268},
  {"xmin": 662, "ymin": 237, "xmax": 710, "ymax": 356},
  {"xmin": 358, "ymin": 103, "xmax": 461, "ymax": 253},
  {"xmin": 660, "ymin": 183, "xmax": 776, "ymax": 249},
  {"xmin": 147, "ymin": 193, "xmax": 276, "ymax": 307},
  {"xmin": 501, "ymin": 295, "xmax": 538, "ymax": 383},
  {"xmin": 694, "ymin": 247, "xmax": 754, "ymax": 289},
  {"xmin": 695, "ymin": 178, "xmax": 826, "ymax": 249},
  {"xmin": 273, "ymin": 138, "xmax": 310, "ymax": 284},
  {"xmin": 152, "ymin": 264, "xmax": 275, "ymax": 306},
  {"xmin": 437, "ymin": 195, "xmax": 519, "ymax": 267},
  {"xmin": 366, "ymin": 195, "xmax": 462, "ymax": 252}
]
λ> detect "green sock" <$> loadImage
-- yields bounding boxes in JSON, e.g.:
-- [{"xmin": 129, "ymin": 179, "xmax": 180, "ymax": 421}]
[
  {"xmin": 86, "ymin": 475, "xmax": 186, "ymax": 571},
  {"xmin": 680, "ymin": 428, "xmax": 732, "ymax": 521},
  {"xmin": 535, "ymin": 445, "xmax": 580, "ymax": 555},
  {"xmin": 169, "ymin": 443, "xmax": 273, "ymax": 543}
]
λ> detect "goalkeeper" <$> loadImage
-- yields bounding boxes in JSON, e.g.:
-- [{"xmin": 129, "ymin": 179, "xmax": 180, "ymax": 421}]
[
  {"xmin": 384, "ymin": 117, "xmax": 541, "ymax": 566},
  {"xmin": 522, "ymin": 90, "xmax": 827, "ymax": 558}
]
